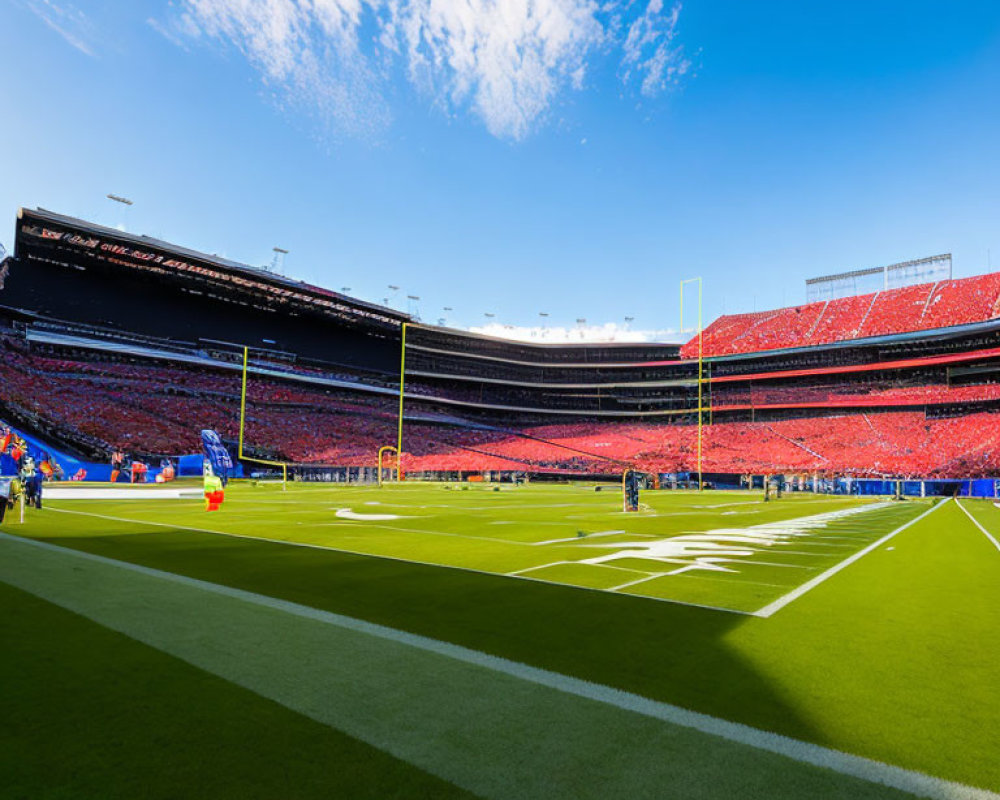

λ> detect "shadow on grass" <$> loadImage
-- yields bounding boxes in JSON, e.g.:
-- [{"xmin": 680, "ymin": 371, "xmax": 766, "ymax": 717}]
[{"xmin": 34, "ymin": 527, "xmax": 824, "ymax": 746}]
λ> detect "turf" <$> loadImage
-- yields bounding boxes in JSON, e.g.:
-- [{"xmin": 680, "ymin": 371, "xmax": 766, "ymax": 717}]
[
  {"xmin": 0, "ymin": 580, "xmax": 474, "ymax": 800},
  {"xmin": 34, "ymin": 482, "xmax": 926, "ymax": 613},
  {"xmin": 3, "ymin": 483, "xmax": 999, "ymax": 796},
  {"xmin": 0, "ymin": 536, "xmax": 927, "ymax": 800}
]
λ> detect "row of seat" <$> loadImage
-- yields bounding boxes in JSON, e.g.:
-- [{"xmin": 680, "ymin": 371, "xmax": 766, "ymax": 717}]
[
  {"xmin": 681, "ymin": 272, "xmax": 1000, "ymax": 357},
  {"xmin": 6, "ymin": 335, "xmax": 1000, "ymax": 476}
]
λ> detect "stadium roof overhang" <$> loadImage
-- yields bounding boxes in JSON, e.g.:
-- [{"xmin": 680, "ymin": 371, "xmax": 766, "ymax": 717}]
[
  {"xmin": 406, "ymin": 323, "xmax": 686, "ymax": 369},
  {"xmin": 13, "ymin": 207, "xmax": 410, "ymax": 331}
]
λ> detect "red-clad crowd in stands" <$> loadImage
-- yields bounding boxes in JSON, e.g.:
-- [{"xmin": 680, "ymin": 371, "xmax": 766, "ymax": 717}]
[
  {"xmin": 682, "ymin": 272, "xmax": 1000, "ymax": 357},
  {"xmin": 5, "ymin": 332, "xmax": 1000, "ymax": 477},
  {"xmin": 711, "ymin": 381, "xmax": 1000, "ymax": 410}
]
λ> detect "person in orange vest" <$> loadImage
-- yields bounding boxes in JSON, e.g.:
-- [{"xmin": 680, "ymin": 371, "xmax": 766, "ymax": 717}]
[{"xmin": 110, "ymin": 450, "xmax": 123, "ymax": 483}]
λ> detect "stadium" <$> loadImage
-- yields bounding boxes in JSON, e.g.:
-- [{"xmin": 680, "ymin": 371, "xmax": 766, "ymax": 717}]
[
  {"xmin": 5, "ymin": 5, "xmax": 1000, "ymax": 797},
  {"xmin": 3, "ymin": 206, "xmax": 1000, "ymax": 798}
]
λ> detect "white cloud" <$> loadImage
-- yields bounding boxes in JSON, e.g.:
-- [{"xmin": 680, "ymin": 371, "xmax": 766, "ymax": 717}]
[
  {"xmin": 177, "ymin": 0, "xmax": 389, "ymax": 136},
  {"xmin": 21, "ymin": 0, "xmax": 97, "ymax": 56},
  {"xmin": 620, "ymin": 0, "xmax": 689, "ymax": 97},
  {"xmin": 386, "ymin": 0, "xmax": 604, "ymax": 139},
  {"xmin": 468, "ymin": 321, "xmax": 681, "ymax": 343},
  {"xmin": 166, "ymin": 0, "xmax": 689, "ymax": 140}
]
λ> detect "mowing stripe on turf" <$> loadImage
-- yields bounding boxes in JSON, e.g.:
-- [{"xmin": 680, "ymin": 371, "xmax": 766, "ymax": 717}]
[
  {"xmin": 955, "ymin": 500, "xmax": 1000, "ymax": 553},
  {"xmin": 753, "ymin": 499, "xmax": 946, "ymax": 618},
  {"xmin": 0, "ymin": 532, "xmax": 995, "ymax": 800}
]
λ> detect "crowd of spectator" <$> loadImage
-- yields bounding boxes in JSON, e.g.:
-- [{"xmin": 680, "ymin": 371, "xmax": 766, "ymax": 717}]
[
  {"xmin": 682, "ymin": 272, "xmax": 1000, "ymax": 358},
  {"xmin": 712, "ymin": 380, "xmax": 1000, "ymax": 410},
  {"xmin": 5, "ymin": 332, "xmax": 1000, "ymax": 477}
]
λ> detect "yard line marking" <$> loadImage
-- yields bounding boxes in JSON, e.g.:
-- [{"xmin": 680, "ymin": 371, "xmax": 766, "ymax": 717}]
[
  {"xmin": 955, "ymin": 500, "xmax": 1000, "ymax": 553},
  {"xmin": 2, "ymin": 532, "xmax": 993, "ymax": 800},
  {"xmin": 667, "ymin": 572, "xmax": 789, "ymax": 589},
  {"xmin": 533, "ymin": 530, "xmax": 625, "ymax": 545},
  {"xmin": 506, "ymin": 561, "xmax": 569, "ymax": 576},
  {"xmin": 316, "ymin": 522, "xmax": 533, "ymax": 547},
  {"xmin": 39, "ymin": 507, "xmax": 753, "ymax": 616},
  {"xmin": 754, "ymin": 500, "xmax": 946, "ymax": 618},
  {"xmin": 608, "ymin": 573, "xmax": 665, "ymax": 591},
  {"xmin": 734, "ymin": 559, "xmax": 814, "ymax": 569}
]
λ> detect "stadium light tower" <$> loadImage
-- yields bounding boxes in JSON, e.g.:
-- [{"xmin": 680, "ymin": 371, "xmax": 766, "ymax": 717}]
[
  {"xmin": 407, "ymin": 294, "xmax": 421, "ymax": 319},
  {"xmin": 341, "ymin": 286, "xmax": 351, "ymax": 293},
  {"xmin": 106, "ymin": 193, "xmax": 133, "ymax": 232},
  {"xmin": 271, "ymin": 247, "xmax": 288, "ymax": 275},
  {"xmin": 387, "ymin": 285, "xmax": 400, "ymax": 305}
]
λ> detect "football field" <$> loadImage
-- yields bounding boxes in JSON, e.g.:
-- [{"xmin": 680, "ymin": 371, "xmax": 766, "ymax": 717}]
[{"xmin": 2, "ymin": 482, "xmax": 999, "ymax": 798}]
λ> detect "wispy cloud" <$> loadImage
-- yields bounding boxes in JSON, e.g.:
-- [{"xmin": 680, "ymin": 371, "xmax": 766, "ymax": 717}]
[
  {"xmin": 21, "ymin": 0, "xmax": 98, "ymax": 56},
  {"xmin": 161, "ymin": 0, "xmax": 690, "ymax": 140},
  {"xmin": 620, "ymin": 0, "xmax": 689, "ymax": 97},
  {"xmin": 386, "ymin": 0, "xmax": 605, "ymax": 140}
]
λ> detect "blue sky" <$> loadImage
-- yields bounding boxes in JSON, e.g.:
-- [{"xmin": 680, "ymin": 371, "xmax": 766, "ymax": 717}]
[{"xmin": 2, "ymin": 1, "xmax": 1000, "ymax": 340}]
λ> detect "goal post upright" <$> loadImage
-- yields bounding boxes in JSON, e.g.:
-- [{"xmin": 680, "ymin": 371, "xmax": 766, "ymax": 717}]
[
  {"xmin": 396, "ymin": 322, "xmax": 407, "ymax": 481},
  {"xmin": 238, "ymin": 345, "xmax": 288, "ymax": 490},
  {"xmin": 681, "ymin": 277, "xmax": 704, "ymax": 491}
]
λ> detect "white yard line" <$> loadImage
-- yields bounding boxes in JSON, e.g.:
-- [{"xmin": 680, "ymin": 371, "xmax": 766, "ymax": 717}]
[
  {"xmin": 754, "ymin": 500, "xmax": 947, "ymax": 618},
  {"xmin": 608, "ymin": 573, "xmax": 666, "ymax": 592},
  {"xmin": 316, "ymin": 522, "xmax": 532, "ymax": 547},
  {"xmin": 506, "ymin": 561, "xmax": 569, "ymax": 576},
  {"xmin": 2, "ymin": 532, "xmax": 994, "ymax": 800},
  {"xmin": 955, "ymin": 500, "xmax": 1000, "ymax": 553},
  {"xmin": 533, "ymin": 530, "xmax": 625, "ymax": 545},
  {"xmin": 667, "ymin": 571, "xmax": 789, "ymax": 589}
]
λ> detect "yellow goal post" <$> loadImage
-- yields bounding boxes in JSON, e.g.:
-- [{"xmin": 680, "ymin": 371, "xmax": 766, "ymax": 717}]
[
  {"xmin": 377, "ymin": 445, "xmax": 399, "ymax": 486},
  {"xmin": 238, "ymin": 346, "xmax": 288, "ymax": 491}
]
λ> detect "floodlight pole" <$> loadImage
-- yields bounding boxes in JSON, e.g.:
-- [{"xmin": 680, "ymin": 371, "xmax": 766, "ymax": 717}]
[
  {"xmin": 681, "ymin": 277, "xmax": 704, "ymax": 491},
  {"xmin": 396, "ymin": 322, "xmax": 407, "ymax": 481}
]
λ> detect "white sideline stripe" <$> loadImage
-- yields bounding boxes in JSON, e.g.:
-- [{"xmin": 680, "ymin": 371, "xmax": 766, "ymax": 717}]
[
  {"xmin": 45, "ymin": 488, "xmax": 203, "ymax": 500},
  {"xmin": 40, "ymin": 507, "xmax": 752, "ymax": 616},
  {"xmin": 955, "ymin": 500, "xmax": 1000, "ymax": 553},
  {"xmin": 1, "ymin": 532, "xmax": 995, "ymax": 800},
  {"xmin": 754, "ymin": 500, "xmax": 947, "ymax": 618}
]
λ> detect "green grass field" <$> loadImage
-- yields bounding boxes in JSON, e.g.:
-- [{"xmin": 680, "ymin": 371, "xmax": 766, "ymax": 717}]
[{"xmin": 2, "ymin": 482, "xmax": 999, "ymax": 798}]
